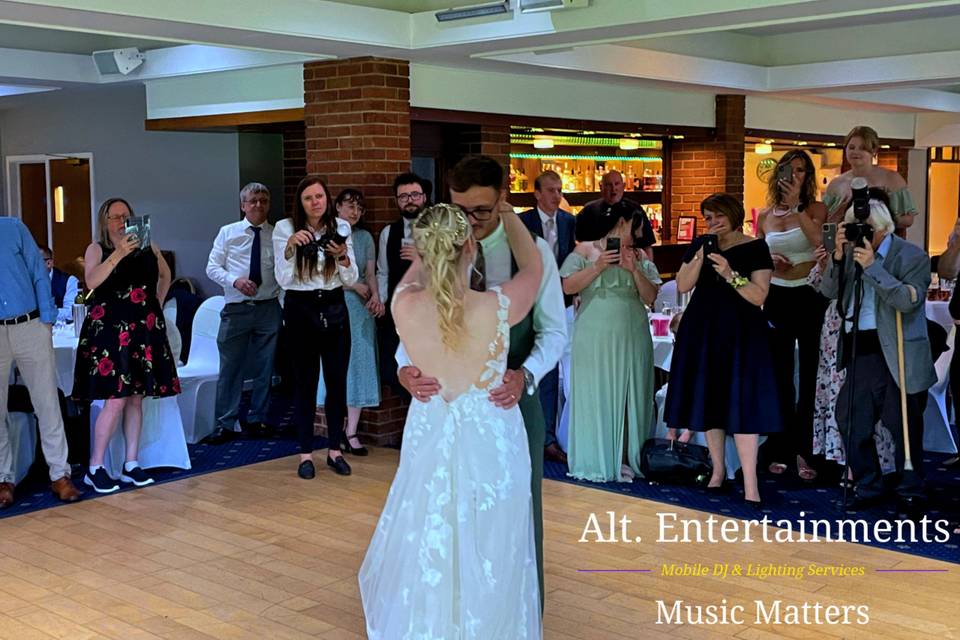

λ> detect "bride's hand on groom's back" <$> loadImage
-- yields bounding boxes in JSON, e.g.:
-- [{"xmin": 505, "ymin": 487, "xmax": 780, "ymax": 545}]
[{"xmin": 399, "ymin": 366, "xmax": 441, "ymax": 402}]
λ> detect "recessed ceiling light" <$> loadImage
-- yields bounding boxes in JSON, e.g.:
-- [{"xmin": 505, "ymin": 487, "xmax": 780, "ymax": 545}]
[
  {"xmin": 754, "ymin": 143, "xmax": 772, "ymax": 155},
  {"xmin": 619, "ymin": 138, "xmax": 640, "ymax": 151}
]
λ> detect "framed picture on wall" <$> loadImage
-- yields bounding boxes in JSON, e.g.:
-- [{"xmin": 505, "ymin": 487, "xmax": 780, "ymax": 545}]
[{"xmin": 677, "ymin": 216, "xmax": 697, "ymax": 242}]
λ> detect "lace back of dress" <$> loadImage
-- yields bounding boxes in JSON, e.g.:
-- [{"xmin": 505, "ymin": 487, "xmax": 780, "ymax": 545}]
[{"xmin": 475, "ymin": 285, "xmax": 511, "ymax": 391}]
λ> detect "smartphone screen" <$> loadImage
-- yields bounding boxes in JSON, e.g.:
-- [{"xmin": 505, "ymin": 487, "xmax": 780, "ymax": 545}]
[
  {"xmin": 606, "ymin": 236, "xmax": 621, "ymax": 252},
  {"xmin": 822, "ymin": 223, "xmax": 837, "ymax": 253}
]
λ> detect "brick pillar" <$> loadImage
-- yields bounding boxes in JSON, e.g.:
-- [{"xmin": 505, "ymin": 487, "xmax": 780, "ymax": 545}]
[
  {"xmin": 877, "ymin": 149, "xmax": 909, "ymax": 182},
  {"xmin": 303, "ymin": 56, "xmax": 412, "ymax": 446},
  {"xmin": 669, "ymin": 95, "xmax": 746, "ymax": 237},
  {"xmin": 281, "ymin": 124, "xmax": 306, "ymax": 218}
]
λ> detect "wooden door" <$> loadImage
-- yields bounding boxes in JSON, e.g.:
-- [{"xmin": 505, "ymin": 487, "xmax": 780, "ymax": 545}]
[
  {"xmin": 48, "ymin": 158, "xmax": 92, "ymax": 272},
  {"xmin": 18, "ymin": 163, "xmax": 48, "ymax": 248}
]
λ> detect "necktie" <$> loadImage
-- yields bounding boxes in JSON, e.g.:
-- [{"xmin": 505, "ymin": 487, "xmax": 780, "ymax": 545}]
[
  {"xmin": 249, "ymin": 226, "xmax": 262, "ymax": 286},
  {"xmin": 544, "ymin": 217, "xmax": 558, "ymax": 259},
  {"xmin": 470, "ymin": 241, "xmax": 486, "ymax": 292}
]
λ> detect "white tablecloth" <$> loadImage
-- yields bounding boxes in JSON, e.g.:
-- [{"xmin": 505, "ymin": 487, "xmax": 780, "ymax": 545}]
[{"xmin": 51, "ymin": 327, "xmax": 190, "ymax": 478}]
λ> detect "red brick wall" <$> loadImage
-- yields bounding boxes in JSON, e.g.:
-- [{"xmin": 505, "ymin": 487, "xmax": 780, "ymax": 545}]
[
  {"xmin": 282, "ymin": 125, "xmax": 306, "ymax": 217},
  {"xmin": 304, "ymin": 57, "xmax": 411, "ymax": 236},
  {"xmin": 302, "ymin": 56, "xmax": 414, "ymax": 446},
  {"xmin": 669, "ymin": 95, "xmax": 745, "ymax": 237}
]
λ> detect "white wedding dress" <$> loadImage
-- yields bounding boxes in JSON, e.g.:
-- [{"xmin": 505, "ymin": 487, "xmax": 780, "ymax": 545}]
[{"xmin": 359, "ymin": 286, "xmax": 541, "ymax": 640}]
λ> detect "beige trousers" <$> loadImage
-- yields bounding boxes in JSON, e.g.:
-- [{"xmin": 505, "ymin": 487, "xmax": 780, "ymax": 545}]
[{"xmin": 0, "ymin": 318, "xmax": 71, "ymax": 483}]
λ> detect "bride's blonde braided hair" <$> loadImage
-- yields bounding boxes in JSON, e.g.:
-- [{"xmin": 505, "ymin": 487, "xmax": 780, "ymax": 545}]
[{"xmin": 412, "ymin": 204, "xmax": 471, "ymax": 351}]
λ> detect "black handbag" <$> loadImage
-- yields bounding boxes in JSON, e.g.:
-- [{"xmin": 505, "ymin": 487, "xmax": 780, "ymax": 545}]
[{"xmin": 640, "ymin": 438, "xmax": 712, "ymax": 485}]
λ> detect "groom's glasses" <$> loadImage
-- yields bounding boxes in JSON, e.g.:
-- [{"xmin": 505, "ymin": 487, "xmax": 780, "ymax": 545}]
[{"xmin": 459, "ymin": 205, "xmax": 497, "ymax": 221}]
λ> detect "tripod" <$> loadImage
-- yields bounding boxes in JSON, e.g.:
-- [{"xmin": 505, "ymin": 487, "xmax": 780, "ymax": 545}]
[{"xmin": 837, "ymin": 248, "xmax": 864, "ymax": 511}]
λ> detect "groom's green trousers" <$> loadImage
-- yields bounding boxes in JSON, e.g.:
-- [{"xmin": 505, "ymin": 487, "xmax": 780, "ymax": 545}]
[{"xmin": 509, "ymin": 314, "xmax": 545, "ymax": 611}]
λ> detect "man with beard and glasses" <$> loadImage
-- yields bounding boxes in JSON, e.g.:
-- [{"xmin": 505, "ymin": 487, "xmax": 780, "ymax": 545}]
[{"xmin": 376, "ymin": 173, "xmax": 429, "ymax": 396}]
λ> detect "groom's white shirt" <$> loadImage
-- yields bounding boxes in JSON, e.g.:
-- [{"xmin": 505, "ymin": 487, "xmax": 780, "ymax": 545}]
[{"xmin": 395, "ymin": 220, "xmax": 567, "ymax": 385}]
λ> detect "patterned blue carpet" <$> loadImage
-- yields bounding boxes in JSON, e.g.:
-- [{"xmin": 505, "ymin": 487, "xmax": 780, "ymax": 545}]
[
  {"xmin": 544, "ymin": 454, "xmax": 960, "ymax": 565},
  {"xmin": 3, "ymin": 396, "xmax": 959, "ymax": 565}
]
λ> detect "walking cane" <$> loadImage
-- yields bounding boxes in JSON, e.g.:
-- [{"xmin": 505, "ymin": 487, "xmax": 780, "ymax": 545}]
[{"xmin": 895, "ymin": 310, "xmax": 914, "ymax": 471}]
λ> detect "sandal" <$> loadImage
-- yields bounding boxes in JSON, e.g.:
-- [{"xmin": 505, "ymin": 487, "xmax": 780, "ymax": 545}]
[
  {"xmin": 768, "ymin": 462, "xmax": 788, "ymax": 474},
  {"xmin": 797, "ymin": 456, "xmax": 817, "ymax": 482}
]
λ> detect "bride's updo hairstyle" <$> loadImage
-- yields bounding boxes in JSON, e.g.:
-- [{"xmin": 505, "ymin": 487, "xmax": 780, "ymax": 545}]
[{"xmin": 412, "ymin": 203, "xmax": 472, "ymax": 351}]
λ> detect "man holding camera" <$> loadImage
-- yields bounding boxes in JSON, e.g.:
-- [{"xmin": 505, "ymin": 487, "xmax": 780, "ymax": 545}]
[{"xmin": 819, "ymin": 190, "xmax": 935, "ymax": 511}]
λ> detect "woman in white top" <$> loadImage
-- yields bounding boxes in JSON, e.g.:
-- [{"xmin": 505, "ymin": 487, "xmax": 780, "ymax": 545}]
[
  {"xmin": 756, "ymin": 149, "xmax": 828, "ymax": 482},
  {"xmin": 273, "ymin": 176, "xmax": 358, "ymax": 479}
]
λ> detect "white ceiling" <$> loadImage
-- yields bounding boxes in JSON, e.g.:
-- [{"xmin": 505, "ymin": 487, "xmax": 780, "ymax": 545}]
[{"xmin": 1, "ymin": 0, "xmax": 960, "ymax": 114}]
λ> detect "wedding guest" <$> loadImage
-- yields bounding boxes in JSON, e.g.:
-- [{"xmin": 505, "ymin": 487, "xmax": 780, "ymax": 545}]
[
  {"xmin": 205, "ymin": 182, "xmax": 281, "ymax": 444},
  {"xmin": 756, "ymin": 150, "xmax": 828, "ymax": 481},
  {"xmin": 561, "ymin": 203, "xmax": 659, "ymax": 482},
  {"xmin": 39, "ymin": 246, "xmax": 79, "ymax": 322},
  {"xmin": 74, "ymin": 198, "xmax": 181, "ymax": 493},
  {"xmin": 820, "ymin": 196, "xmax": 935, "ymax": 511},
  {"xmin": 938, "ymin": 215, "xmax": 960, "ymax": 469},
  {"xmin": 274, "ymin": 177, "xmax": 357, "ymax": 479},
  {"xmin": 336, "ymin": 188, "xmax": 382, "ymax": 456},
  {"xmin": 520, "ymin": 169, "xmax": 576, "ymax": 464},
  {"xmin": 824, "ymin": 126, "xmax": 917, "ymax": 230},
  {"xmin": 665, "ymin": 193, "xmax": 783, "ymax": 505},
  {"xmin": 579, "ymin": 170, "xmax": 655, "ymax": 259},
  {"xmin": 0, "ymin": 218, "xmax": 81, "ymax": 508},
  {"xmin": 812, "ymin": 127, "xmax": 920, "ymax": 476},
  {"xmin": 376, "ymin": 172, "xmax": 428, "ymax": 397}
]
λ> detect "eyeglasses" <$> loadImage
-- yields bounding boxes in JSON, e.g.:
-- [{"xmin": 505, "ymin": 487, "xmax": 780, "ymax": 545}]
[
  {"xmin": 243, "ymin": 197, "xmax": 270, "ymax": 206},
  {"xmin": 106, "ymin": 214, "xmax": 130, "ymax": 222},
  {"xmin": 459, "ymin": 206, "xmax": 497, "ymax": 222},
  {"xmin": 397, "ymin": 192, "xmax": 425, "ymax": 204}
]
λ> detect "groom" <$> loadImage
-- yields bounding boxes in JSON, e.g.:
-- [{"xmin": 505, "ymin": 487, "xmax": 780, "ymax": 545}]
[{"xmin": 398, "ymin": 155, "xmax": 567, "ymax": 608}]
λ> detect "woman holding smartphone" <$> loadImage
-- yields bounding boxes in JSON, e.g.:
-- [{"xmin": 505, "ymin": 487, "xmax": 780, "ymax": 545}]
[
  {"xmin": 665, "ymin": 193, "xmax": 782, "ymax": 505},
  {"xmin": 756, "ymin": 150, "xmax": 828, "ymax": 482},
  {"xmin": 560, "ymin": 205, "xmax": 660, "ymax": 482},
  {"xmin": 74, "ymin": 198, "xmax": 180, "ymax": 493},
  {"xmin": 274, "ymin": 177, "xmax": 358, "ymax": 479}
]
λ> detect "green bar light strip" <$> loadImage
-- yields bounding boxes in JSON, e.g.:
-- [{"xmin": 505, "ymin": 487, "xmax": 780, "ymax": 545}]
[{"xmin": 511, "ymin": 153, "xmax": 662, "ymax": 162}]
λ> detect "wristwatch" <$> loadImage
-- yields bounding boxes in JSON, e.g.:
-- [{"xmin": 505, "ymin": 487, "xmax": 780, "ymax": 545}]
[{"xmin": 522, "ymin": 367, "xmax": 536, "ymax": 396}]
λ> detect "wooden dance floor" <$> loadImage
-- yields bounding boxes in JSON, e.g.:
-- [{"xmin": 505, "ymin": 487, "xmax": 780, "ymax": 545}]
[{"xmin": 0, "ymin": 448, "xmax": 956, "ymax": 639}]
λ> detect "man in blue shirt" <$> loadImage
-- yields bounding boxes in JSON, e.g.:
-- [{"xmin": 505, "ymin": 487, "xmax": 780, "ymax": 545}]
[{"xmin": 0, "ymin": 217, "xmax": 81, "ymax": 507}]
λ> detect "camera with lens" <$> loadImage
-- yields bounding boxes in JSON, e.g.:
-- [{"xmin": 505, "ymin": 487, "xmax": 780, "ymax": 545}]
[
  {"xmin": 297, "ymin": 232, "xmax": 347, "ymax": 260},
  {"xmin": 843, "ymin": 177, "xmax": 873, "ymax": 248}
]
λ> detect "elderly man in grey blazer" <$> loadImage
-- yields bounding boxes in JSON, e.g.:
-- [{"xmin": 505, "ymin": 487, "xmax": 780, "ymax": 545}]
[{"xmin": 820, "ymin": 193, "xmax": 936, "ymax": 511}]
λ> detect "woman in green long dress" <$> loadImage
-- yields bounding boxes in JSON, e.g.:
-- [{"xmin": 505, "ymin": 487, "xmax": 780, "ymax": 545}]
[{"xmin": 560, "ymin": 208, "xmax": 660, "ymax": 482}]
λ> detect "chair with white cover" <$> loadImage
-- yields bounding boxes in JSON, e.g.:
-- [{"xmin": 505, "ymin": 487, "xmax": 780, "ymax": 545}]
[
  {"xmin": 924, "ymin": 326, "xmax": 958, "ymax": 454},
  {"xmin": 653, "ymin": 279, "xmax": 678, "ymax": 313},
  {"xmin": 175, "ymin": 296, "xmax": 224, "ymax": 443}
]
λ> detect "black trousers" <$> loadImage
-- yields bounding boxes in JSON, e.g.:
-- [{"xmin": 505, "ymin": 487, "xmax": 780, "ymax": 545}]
[
  {"xmin": 283, "ymin": 289, "xmax": 351, "ymax": 455},
  {"xmin": 835, "ymin": 334, "xmax": 926, "ymax": 500},
  {"xmin": 764, "ymin": 283, "xmax": 829, "ymax": 464}
]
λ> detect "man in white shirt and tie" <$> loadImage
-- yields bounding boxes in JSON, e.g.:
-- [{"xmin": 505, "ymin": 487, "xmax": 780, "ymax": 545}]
[
  {"xmin": 520, "ymin": 170, "xmax": 576, "ymax": 464},
  {"xmin": 205, "ymin": 182, "xmax": 282, "ymax": 443}
]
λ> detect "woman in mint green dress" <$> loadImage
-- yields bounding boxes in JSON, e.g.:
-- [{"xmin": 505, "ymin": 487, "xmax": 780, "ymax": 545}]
[{"xmin": 560, "ymin": 208, "xmax": 660, "ymax": 482}]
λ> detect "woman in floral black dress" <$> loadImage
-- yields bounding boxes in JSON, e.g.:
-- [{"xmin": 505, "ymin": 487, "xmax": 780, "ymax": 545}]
[{"xmin": 73, "ymin": 198, "xmax": 180, "ymax": 493}]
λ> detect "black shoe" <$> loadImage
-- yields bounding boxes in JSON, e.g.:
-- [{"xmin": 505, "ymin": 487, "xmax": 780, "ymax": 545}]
[
  {"xmin": 745, "ymin": 498, "xmax": 762, "ymax": 510},
  {"xmin": 297, "ymin": 460, "xmax": 316, "ymax": 479},
  {"xmin": 203, "ymin": 427, "xmax": 236, "ymax": 445},
  {"xmin": 341, "ymin": 438, "xmax": 369, "ymax": 456},
  {"xmin": 83, "ymin": 467, "xmax": 119, "ymax": 494},
  {"xmin": 327, "ymin": 455, "xmax": 352, "ymax": 476},
  {"xmin": 705, "ymin": 481, "xmax": 729, "ymax": 494},
  {"xmin": 896, "ymin": 495, "xmax": 927, "ymax": 518},
  {"xmin": 120, "ymin": 466, "xmax": 155, "ymax": 487}
]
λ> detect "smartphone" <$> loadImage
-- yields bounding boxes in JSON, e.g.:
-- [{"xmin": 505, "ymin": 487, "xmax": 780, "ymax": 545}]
[
  {"xmin": 606, "ymin": 236, "xmax": 621, "ymax": 252},
  {"xmin": 822, "ymin": 223, "xmax": 837, "ymax": 253},
  {"xmin": 700, "ymin": 233, "xmax": 718, "ymax": 257},
  {"xmin": 777, "ymin": 163, "xmax": 793, "ymax": 184}
]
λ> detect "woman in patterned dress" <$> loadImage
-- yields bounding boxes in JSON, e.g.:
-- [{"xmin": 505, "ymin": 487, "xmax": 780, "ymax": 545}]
[
  {"xmin": 73, "ymin": 198, "xmax": 180, "ymax": 494},
  {"xmin": 336, "ymin": 189, "xmax": 382, "ymax": 456}
]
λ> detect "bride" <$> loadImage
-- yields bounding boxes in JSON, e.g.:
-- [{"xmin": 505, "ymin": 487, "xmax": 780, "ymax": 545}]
[{"xmin": 359, "ymin": 202, "xmax": 543, "ymax": 639}]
